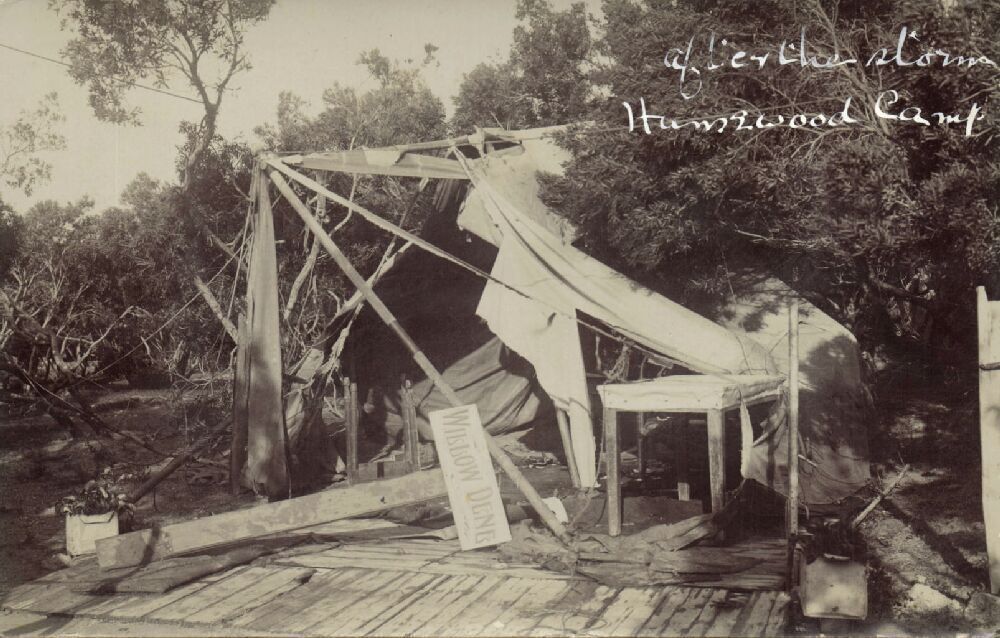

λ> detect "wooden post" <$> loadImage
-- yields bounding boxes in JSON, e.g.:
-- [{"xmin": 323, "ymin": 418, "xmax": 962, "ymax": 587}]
[
  {"xmin": 787, "ymin": 298, "xmax": 801, "ymax": 588},
  {"xmin": 676, "ymin": 419, "xmax": 690, "ymax": 501},
  {"xmin": 706, "ymin": 409, "xmax": 725, "ymax": 513},
  {"xmin": 977, "ymin": 286, "xmax": 1000, "ymax": 593},
  {"xmin": 402, "ymin": 379, "xmax": 420, "ymax": 470},
  {"xmin": 605, "ymin": 407, "xmax": 622, "ymax": 536},
  {"xmin": 556, "ymin": 409, "xmax": 581, "ymax": 489},
  {"xmin": 346, "ymin": 380, "xmax": 359, "ymax": 484},
  {"xmin": 267, "ymin": 167, "xmax": 572, "ymax": 544}
]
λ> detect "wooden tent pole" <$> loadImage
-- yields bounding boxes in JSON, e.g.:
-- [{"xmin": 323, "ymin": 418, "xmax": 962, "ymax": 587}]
[
  {"xmin": 978, "ymin": 286, "xmax": 1000, "ymax": 593},
  {"xmin": 231, "ymin": 314, "xmax": 249, "ymax": 495},
  {"xmin": 786, "ymin": 298, "xmax": 800, "ymax": 589},
  {"xmin": 267, "ymin": 167, "xmax": 572, "ymax": 544}
]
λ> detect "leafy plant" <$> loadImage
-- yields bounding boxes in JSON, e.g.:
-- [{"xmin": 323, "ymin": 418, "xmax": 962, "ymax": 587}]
[{"xmin": 56, "ymin": 476, "xmax": 134, "ymax": 524}]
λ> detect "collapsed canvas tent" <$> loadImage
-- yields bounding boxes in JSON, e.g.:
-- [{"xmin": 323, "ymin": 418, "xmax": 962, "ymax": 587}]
[{"xmin": 234, "ymin": 125, "xmax": 869, "ymax": 506}]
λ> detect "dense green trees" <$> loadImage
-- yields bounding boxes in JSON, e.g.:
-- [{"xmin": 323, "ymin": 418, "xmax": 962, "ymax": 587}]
[
  {"xmin": 3, "ymin": 0, "xmax": 994, "ymax": 407},
  {"xmin": 533, "ymin": 0, "xmax": 998, "ymax": 370},
  {"xmin": 0, "ymin": 200, "xmax": 20, "ymax": 279},
  {"xmin": 1, "ymin": 38, "xmax": 449, "ymax": 396},
  {"xmin": 55, "ymin": 0, "xmax": 276, "ymax": 342},
  {"xmin": 451, "ymin": 0, "xmax": 592, "ymax": 131},
  {"xmin": 254, "ymin": 50, "xmax": 449, "ymax": 360}
]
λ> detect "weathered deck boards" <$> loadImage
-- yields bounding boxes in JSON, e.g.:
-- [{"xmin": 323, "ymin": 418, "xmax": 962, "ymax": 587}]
[{"xmin": 1, "ymin": 536, "xmax": 790, "ymax": 636}]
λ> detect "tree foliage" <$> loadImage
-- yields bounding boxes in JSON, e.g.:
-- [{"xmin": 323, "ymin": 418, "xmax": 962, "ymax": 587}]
[
  {"xmin": 54, "ymin": 0, "xmax": 273, "ymax": 127},
  {"xmin": 257, "ymin": 49, "xmax": 447, "ymax": 151},
  {"xmin": 0, "ymin": 93, "xmax": 66, "ymax": 196},
  {"xmin": 539, "ymin": 0, "xmax": 999, "ymax": 368},
  {"xmin": 451, "ymin": 0, "xmax": 592, "ymax": 132},
  {"xmin": 55, "ymin": 0, "xmax": 273, "ymax": 257},
  {"xmin": 0, "ymin": 198, "xmax": 21, "ymax": 279},
  {"xmin": 1, "ymin": 198, "xmax": 107, "ymax": 377},
  {"xmin": 0, "ymin": 166, "xmax": 246, "ymax": 390},
  {"xmin": 254, "ymin": 50, "xmax": 448, "ymax": 361}
]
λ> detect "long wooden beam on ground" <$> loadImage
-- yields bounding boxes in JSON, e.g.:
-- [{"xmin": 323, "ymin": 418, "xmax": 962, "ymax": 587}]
[
  {"xmin": 96, "ymin": 470, "xmax": 448, "ymax": 569},
  {"xmin": 267, "ymin": 167, "xmax": 572, "ymax": 545}
]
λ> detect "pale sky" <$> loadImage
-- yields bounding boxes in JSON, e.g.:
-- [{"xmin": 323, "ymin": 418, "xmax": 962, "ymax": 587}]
[{"xmin": 0, "ymin": 0, "xmax": 595, "ymax": 213}]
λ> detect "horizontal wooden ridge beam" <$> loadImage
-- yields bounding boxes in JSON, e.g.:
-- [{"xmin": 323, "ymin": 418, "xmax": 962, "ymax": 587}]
[{"xmin": 285, "ymin": 149, "xmax": 468, "ymax": 180}]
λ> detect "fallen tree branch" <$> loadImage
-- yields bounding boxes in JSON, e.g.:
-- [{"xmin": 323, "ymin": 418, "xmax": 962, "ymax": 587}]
[
  {"xmin": 867, "ymin": 276, "xmax": 934, "ymax": 308},
  {"xmin": 66, "ymin": 387, "xmax": 174, "ymax": 459},
  {"xmin": 0, "ymin": 359, "xmax": 175, "ymax": 456},
  {"xmin": 852, "ymin": 464, "xmax": 910, "ymax": 529},
  {"xmin": 127, "ymin": 418, "xmax": 232, "ymax": 503},
  {"xmin": 192, "ymin": 274, "xmax": 238, "ymax": 342},
  {"xmin": 284, "ymin": 233, "xmax": 319, "ymax": 323}
]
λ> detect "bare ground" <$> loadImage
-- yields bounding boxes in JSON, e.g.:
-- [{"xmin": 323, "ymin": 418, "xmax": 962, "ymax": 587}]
[
  {"xmin": 855, "ymin": 383, "xmax": 993, "ymax": 635},
  {"xmin": 0, "ymin": 385, "xmax": 254, "ymax": 598}
]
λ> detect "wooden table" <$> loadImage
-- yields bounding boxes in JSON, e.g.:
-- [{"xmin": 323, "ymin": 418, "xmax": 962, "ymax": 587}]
[{"xmin": 598, "ymin": 374, "xmax": 784, "ymax": 536}]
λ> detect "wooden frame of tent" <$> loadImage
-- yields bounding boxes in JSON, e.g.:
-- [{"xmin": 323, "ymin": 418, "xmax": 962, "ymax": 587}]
[
  {"xmin": 239, "ymin": 142, "xmax": 573, "ymax": 543},
  {"xmin": 232, "ymin": 132, "xmax": 799, "ymax": 587}
]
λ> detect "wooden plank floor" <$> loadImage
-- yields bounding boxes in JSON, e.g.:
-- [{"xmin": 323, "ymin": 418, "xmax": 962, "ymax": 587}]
[{"xmin": 1, "ymin": 537, "xmax": 791, "ymax": 637}]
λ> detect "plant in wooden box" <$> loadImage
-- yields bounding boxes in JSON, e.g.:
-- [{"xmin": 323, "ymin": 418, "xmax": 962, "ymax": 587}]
[{"xmin": 57, "ymin": 477, "xmax": 134, "ymax": 557}]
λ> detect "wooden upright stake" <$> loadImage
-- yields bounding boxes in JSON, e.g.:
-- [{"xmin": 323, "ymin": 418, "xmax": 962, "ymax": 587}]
[
  {"xmin": 402, "ymin": 379, "xmax": 420, "ymax": 470},
  {"xmin": 267, "ymin": 167, "xmax": 572, "ymax": 544},
  {"xmin": 787, "ymin": 298, "xmax": 801, "ymax": 588},
  {"xmin": 676, "ymin": 419, "xmax": 690, "ymax": 501},
  {"xmin": 346, "ymin": 380, "xmax": 359, "ymax": 485},
  {"xmin": 978, "ymin": 286, "xmax": 1000, "ymax": 593}
]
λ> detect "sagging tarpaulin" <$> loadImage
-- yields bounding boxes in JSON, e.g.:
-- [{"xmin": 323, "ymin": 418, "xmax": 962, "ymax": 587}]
[
  {"xmin": 379, "ymin": 337, "xmax": 547, "ymax": 440},
  {"xmin": 235, "ymin": 171, "xmax": 290, "ymax": 498},
  {"xmin": 456, "ymin": 143, "xmax": 777, "ymax": 487}
]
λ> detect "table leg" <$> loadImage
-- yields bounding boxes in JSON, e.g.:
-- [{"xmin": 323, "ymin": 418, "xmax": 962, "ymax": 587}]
[
  {"xmin": 707, "ymin": 409, "xmax": 725, "ymax": 512},
  {"xmin": 676, "ymin": 418, "xmax": 690, "ymax": 501},
  {"xmin": 604, "ymin": 407, "xmax": 622, "ymax": 536}
]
